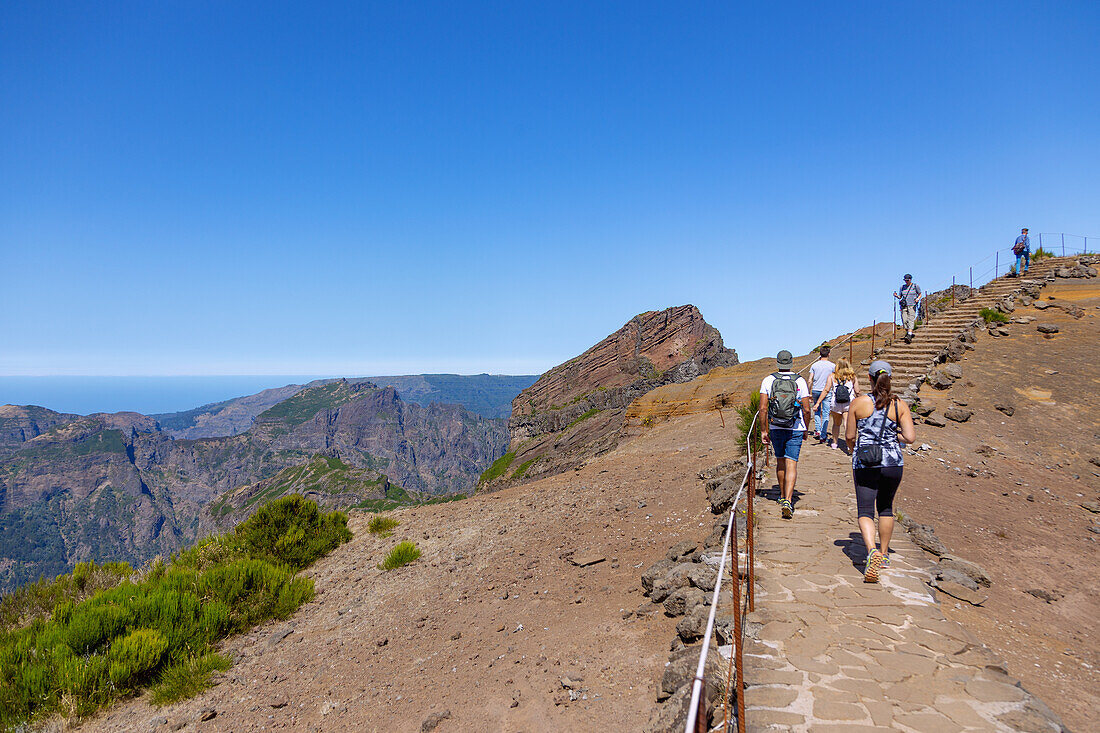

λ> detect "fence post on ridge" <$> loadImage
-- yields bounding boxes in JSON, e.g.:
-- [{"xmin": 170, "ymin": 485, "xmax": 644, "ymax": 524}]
[
  {"xmin": 951, "ymin": 276, "xmax": 955, "ymax": 307},
  {"xmin": 969, "ymin": 267, "xmax": 972, "ymax": 289},
  {"xmin": 871, "ymin": 321, "xmax": 876, "ymax": 353},
  {"xmin": 995, "ymin": 251, "xmax": 999, "ymax": 278},
  {"xmin": 1062, "ymin": 233, "xmax": 1065, "ymax": 256},
  {"xmin": 892, "ymin": 301, "xmax": 896, "ymax": 342}
]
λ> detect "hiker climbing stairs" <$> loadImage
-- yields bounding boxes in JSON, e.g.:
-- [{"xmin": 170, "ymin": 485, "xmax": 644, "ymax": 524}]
[{"xmin": 880, "ymin": 257, "xmax": 1071, "ymax": 390}]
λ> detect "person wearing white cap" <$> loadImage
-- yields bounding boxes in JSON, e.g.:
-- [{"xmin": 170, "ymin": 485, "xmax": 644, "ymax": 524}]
[{"xmin": 845, "ymin": 360, "xmax": 916, "ymax": 582}]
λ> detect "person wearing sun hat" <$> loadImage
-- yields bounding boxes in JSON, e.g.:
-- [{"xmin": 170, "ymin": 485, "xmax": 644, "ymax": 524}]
[
  {"xmin": 758, "ymin": 350, "xmax": 813, "ymax": 520},
  {"xmin": 845, "ymin": 360, "xmax": 916, "ymax": 582},
  {"xmin": 893, "ymin": 274, "xmax": 922, "ymax": 343}
]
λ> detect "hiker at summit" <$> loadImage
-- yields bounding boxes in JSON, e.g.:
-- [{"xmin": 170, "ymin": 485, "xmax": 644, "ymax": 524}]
[
  {"xmin": 809, "ymin": 346, "xmax": 836, "ymax": 444},
  {"xmin": 1013, "ymin": 227, "xmax": 1031, "ymax": 275},
  {"xmin": 845, "ymin": 360, "xmax": 916, "ymax": 583},
  {"xmin": 759, "ymin": 350, "xmax": 813, "ymax": 520},
  {"xmin": 893, "ymin": 274, "xmax": 922, "ymax": 343}
]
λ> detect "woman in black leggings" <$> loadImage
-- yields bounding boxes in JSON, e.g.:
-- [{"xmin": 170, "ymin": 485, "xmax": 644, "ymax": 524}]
[{"xmin": 845, "ymin": 360, "xmax": 916, "ymax": 582}]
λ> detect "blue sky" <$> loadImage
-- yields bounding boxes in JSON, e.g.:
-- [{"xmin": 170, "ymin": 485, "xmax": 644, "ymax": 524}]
[{"xmin": 2, "ymin": 1, "xmax": 1098, "ymax": 377}]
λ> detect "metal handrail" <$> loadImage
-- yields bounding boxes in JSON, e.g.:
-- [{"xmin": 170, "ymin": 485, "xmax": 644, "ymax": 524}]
[{"xmin": 683, "ymin": 408, "xmax": 756, "ymax": 733}]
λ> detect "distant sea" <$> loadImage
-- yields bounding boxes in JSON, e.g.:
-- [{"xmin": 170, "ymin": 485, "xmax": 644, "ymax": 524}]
[{"xmin": 0, "ymin": 376, "xmax": 328, "ymax": 416}]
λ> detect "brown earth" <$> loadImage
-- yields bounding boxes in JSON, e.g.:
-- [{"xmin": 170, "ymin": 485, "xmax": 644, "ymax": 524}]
[
  {"xmin": 85, "ymin": 411, "xmax": 740, "ymax": 733},
  {"xmin": 79, "ymin": 277, "xmax": 1099, "ymax": 732},
  {"xmin": 895, "ymin": 275, "xmax": 1100, "ymax": 729}
]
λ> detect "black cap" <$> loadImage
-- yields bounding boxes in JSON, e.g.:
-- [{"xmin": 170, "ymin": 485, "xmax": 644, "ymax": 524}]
[{"xmin": 903, "ymin": 274, "xmax": 912, "ymax": 280}]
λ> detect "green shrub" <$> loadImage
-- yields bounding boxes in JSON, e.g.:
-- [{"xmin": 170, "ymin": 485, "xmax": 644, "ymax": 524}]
[
  {"xmin": 229, "ymin": 494, "xmax": 351, "ymax": 570},
  {"xmin": 1032, "ymin": 246, "xmax": 1054, "ymax": 261},
  {"xmin": 511, "ymin": 457, "xmax": 537, "ymax": 480},
  {"xmin": 735, "ymin": 391, "xmax": 764, "ymax": 458},
  {"xmin": 380, "ymin": 542, "xmax": 421, "ymax": 571},
  {"xmin": 478, "ymin": 452, "xmax": 515, "ymax": 485},
  {"xmin": 566, "ymin": 408, "xmax": 601, "ymax": 430},
  {"xmin": 150, "ymin": 652, "xmax": 231, "ymax": 706},
  {"xmin": 368, "ymin": 515, "xmax": 400, "ymax": 536},
  {"xmin": 980, "ymin": 307, "xmax": 1008, "ymax": 324},
  {"xmin": 108, "ymin": 629, "xmax": 168, "ymax": 688},
  {"xmin": 0, "ymin": 496, "xmax": 348, "ymax": 728}
]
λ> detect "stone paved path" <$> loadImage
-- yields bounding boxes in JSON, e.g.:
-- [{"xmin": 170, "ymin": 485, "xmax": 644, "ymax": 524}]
[{"xmin": 738, "ymin": 441, "xmax": 1064, "ymax": 733}]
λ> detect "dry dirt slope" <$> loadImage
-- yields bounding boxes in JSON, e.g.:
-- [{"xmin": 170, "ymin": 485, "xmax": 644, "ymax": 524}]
[
  {"xmin": 85, "ymin": 275, "xmax": 1098, "ymax": 733},
  {"xmin": 87, "ymin": 410, "xmax": 742, "ymax": 733},
  {"xmin": 895, "ymin": 275, "xmax": 1100, "ymax": 730}
]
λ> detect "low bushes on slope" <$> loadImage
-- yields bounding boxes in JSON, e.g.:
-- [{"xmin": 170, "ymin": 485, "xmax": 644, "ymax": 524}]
[{"xmin": 0, "ymin": 495, "xmax": 351, "ymax": 729}]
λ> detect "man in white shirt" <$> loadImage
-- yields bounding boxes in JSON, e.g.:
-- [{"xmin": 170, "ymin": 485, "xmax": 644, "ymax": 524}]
[
  {"xmin": 758, "ymin": 350, "xmax": 813, "ymax": 519},
  {"xmin": 808, "ymin": 346, "xmax": 836, "ymax": 444}
]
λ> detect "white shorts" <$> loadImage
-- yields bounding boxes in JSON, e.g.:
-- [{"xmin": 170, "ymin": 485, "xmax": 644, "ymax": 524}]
[{"xmin": 831, "ymin": 401, "xmax": 850, "ymax": 414}]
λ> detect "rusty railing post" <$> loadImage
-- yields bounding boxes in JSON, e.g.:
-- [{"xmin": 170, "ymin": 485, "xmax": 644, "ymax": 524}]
[
  {"xmin": 951, "ymin": 276, "xmax": 955, "ymax": 307},
  {"xmin": 892, "ymin": 301, "xmax": 896, "ymax": 342},
  {"xmin": 747, "ymin": 457, "xmax": 755, "ymax": 613},
  {"xmin": 694, "ymin": 679, "xmax": 708, "ymax": 733},
  {"xmin": 871, "ymin": 320, "xmax": 876, "ymax": 353},
  {"xmin": 730, "ymin": 514, "xmax": 746, "ymax": 733}
]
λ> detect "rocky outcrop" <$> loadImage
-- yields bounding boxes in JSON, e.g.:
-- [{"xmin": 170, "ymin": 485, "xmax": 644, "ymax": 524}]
[
  {"xmin": 0, "ymin": 404, "xmax": 80, "ymax": 458},
  {"xmin": 511, "ymin": 305, "xmax": 736, "ymax": 438},
  {"xmin": 0, "ymin": 382, "xmax": 507, "ymax": 591},
  {"xmin": 483, "ymin": 306, "xmax": 737, "ymax": 489}
]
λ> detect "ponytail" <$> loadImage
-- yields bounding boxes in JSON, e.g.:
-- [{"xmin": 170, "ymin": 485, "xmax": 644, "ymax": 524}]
[{"xmin": 872, "ymin": 373, "xmax": 892, "ymax": 410}]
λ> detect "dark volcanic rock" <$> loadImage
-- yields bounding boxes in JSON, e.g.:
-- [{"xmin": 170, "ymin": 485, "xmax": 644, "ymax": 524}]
[{"xmin": 944, "ymin": 407, "xmax": 973, "ymax": 423}]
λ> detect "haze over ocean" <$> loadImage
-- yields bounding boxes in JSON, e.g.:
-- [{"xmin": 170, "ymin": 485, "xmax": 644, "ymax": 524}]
[{"xmin": 0, "ymin": 376, "xmax": 324, "ymax": 416}]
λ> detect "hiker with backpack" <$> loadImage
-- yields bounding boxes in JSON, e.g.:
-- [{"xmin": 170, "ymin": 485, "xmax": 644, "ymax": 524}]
[
  {"xmin": 844, "ymin": 360, "xmax": 916, "ymax": 583},
  {"xmin": 823, "ymin": 358, "xmax": 860, "ymax": 451},
  {"xmin": 893, "ymin": 274, "xmax": 922, "ymax": 343},
  {"xmin": 1013, "ymin": 227, "xmax": 1031, "ymax": 275},
  {"xmin": 808, "ymin": 346, "xmax": 836, "ymax": 444},
  {"xmin": 759, "ymin": 350, "xmax": 813, "ymax": 520}
]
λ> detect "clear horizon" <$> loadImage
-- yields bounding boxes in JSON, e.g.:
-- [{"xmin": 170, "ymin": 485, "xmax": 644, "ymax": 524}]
[{"xmin": 3, "ymin": 2, "xmax": 1099, "ymax": 377}]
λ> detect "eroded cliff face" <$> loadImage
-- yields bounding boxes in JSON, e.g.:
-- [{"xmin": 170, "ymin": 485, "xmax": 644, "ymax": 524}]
[
  {"xmin": 0, "ymin": 405, "xmax": 80, "ymax": 458},
  {"xmin": 483, "ymin": 305, "xmax": 737, "ymax": 489},
  {"xmin": 0, "ymin": 383, "xmax": 507, "ymax": 590}
]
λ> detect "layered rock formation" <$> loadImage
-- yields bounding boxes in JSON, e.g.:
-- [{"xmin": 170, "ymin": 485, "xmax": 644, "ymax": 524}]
[
  {"xmin": 481, "ymin": 305, "xmax": 737, "ymax": 489},
  {"xmin": 0, "ymin": 381, "xmax": 507, "ymax": 590}
]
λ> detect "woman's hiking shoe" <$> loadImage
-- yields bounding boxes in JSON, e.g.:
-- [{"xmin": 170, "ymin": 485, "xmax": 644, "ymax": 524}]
[
  {"xmin": 864, "ymin": 550, "xmax": 884, "ymax": 583},
  {"xmin": 781, "ymin": 499, "xmax": 793, "ymax": 519},
  {"xmin": 882, "ymin": 554, "xmax": 891, "ymax": 568}
]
